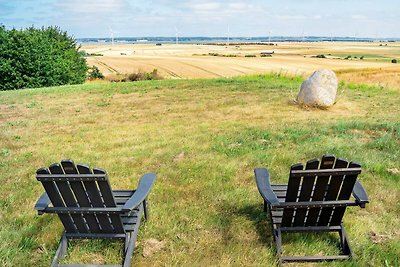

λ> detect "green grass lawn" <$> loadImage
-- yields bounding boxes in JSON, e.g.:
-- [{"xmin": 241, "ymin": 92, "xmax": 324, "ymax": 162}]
[{"xmin": 0, "ymin": 74, "xmax": 399, "ymax": 266}]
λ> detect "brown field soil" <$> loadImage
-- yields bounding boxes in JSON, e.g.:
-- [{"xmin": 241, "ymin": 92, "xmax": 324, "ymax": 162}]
[{"xmin": 82, "ymin": 42, "xmax": 400, "ymax": 88}]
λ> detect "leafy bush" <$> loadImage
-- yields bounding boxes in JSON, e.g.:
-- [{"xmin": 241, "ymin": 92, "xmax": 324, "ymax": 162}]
[
  {"xmin": 315, "ymin": 54, "xmax": 326, "ymax": 58},
  {"xmin": 260, "ymin": 54, "xmax": 272, "ymax": 57},
  {"xmin": 392, "ymin": 59, "xmax": 397, "ymax": 64},
  {"xmin": 106, "ymin": 69, "xmax": 162, "ymax": 82},
  {"xmin": 344, "ymin": 55, "xmax": 352, "ymax": 60},
  {"xmin": 0, "ymin": 25, "xmax": 87, "ymax": 90},
  {"xmin": 87, "ymin": 66, "xmax": 104, "ymax": 80},
  {"xmin": 245, "ymin": 54, "xmax": 257, "ymax": 57},
  {"xmin": 80, "ymin": 50, "xmax": 103, "ymax": 57}
]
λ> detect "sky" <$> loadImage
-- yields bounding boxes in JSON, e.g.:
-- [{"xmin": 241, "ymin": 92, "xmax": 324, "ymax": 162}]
[{"xmin": 0, "ymin": 0, "xmax": 399, "ymax": 38}]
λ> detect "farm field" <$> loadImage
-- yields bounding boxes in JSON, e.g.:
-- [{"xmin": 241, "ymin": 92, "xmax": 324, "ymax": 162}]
[
  {"xmin": 0, "ymin": 74, "xmax": 399, "ymax": 266},
  {"xmin": 83, "ymin": 42, "xmax": 400, "ymax": 89}
]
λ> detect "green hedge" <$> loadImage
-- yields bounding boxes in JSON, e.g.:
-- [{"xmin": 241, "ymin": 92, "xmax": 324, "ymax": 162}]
[{"xmin": 0, "ymin": 25, "xmax": 87, "ymax": 90}]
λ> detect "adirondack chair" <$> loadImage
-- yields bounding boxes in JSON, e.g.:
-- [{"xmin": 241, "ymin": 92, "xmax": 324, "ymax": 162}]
[
  {"xmin": 34, "ymin": 159, "xmax": 156, "ymax": 267},
  {"xmin": 254, "ymin": 155, "xmax": 369, "ymax": 264}
]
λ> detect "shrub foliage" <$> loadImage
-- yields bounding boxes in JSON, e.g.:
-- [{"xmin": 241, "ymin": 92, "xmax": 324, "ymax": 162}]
[
  {"xmin": 0, "ymin": 25, "xmax": 87, "ymax": 90},
  {"xmin": 87, "ymin": 66, "xmax": 104, "ymax": 80}
]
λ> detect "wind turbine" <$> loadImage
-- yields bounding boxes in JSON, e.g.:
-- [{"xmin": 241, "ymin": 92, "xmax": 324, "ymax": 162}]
[
  {"xmin": 108, "ymin": 26, "xmax": 115, "ymax": 46},
  {"xmin": 268, "ymin": 30, "xmax": 272, "ymax": 43},
  {"xmin": 175, "ymin": 27, "xmax": 181, "ymax": 45},
  {"xmin": 227, "ymin": 25, "xmax": 230, "ymax": 46}
]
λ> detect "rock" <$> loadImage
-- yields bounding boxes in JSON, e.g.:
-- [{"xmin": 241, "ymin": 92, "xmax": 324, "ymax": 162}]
[{"xmin": 297, "ymin": 69, "xmax": 338, "ymax": 107}]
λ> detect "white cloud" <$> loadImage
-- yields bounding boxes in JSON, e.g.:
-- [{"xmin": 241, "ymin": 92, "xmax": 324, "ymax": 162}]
[
  {"xmin": 351, "ymin": 14, "xmax": 367, "ymax": 20},
  {"xmin": 276, "ymin": 14, "xmax": 307, "ymax": 20},
  {"xmin": 54, "ymin": 0, "xmax": 129, "ymax": 14},
  {"xmin": 189, "ymin": 2, "xmax": 221, "ymax": 12}
]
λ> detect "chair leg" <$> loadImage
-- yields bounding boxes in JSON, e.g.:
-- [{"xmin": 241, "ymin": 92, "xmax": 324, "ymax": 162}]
[
  {"xmin": 123, "ymin": 232, "xmax": 137, "ymax": 267},
  {"xmin": 274, "ymin": 229, "xmax": 283, "ymax": 266},
  {"xmin": 50, "ymin": 232, "xmax": 68, "ymax": 267},
  {"xmin": 339, "ymin": 223, "xmax": 353, "ymax": 257},
  {"xmin": 143, "ymin": 198, "xmax": 149, "ymax": 221}
]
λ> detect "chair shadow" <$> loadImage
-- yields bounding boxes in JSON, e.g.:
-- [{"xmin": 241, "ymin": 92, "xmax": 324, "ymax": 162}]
[
  {"xmin": 235, "ymin": 203, "xmax": 274, "ymax": 245},
  {"xmin": 233, "ymin": 204, "xmax": 343, "ymax": 253}
]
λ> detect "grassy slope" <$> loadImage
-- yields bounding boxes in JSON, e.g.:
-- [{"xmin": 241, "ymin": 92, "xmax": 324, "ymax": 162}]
[{"xmin": 0, "ymin": 75, "xmax": 399, "ymax": 266}]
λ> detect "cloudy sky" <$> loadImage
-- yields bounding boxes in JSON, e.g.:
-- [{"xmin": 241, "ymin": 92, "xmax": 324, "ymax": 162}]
[{"xmin": 0, "ymin": 0, "xmax": 398, "ymax": 38}]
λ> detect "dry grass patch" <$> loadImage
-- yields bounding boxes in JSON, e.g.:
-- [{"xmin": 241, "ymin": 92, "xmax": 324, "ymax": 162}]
[{"xmin": 0, "ymin": 74, "xmax": 399, "ymax": 266}]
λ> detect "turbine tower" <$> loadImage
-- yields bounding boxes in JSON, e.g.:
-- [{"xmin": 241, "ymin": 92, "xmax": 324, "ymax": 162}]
[
  {"xmin": 108, "ymin": 26, "xmax": 115, "ymax": 46},
  {"xmin": 175, "ymin": 27, "xmax": 181, "ymax": 45},
  {"xmin": 268, "ymin": 30, "xmax": 272, "ymax": 43},
  {"xmin": 227, "ymin": 25, "xmax": 230, "ymax": 46}
]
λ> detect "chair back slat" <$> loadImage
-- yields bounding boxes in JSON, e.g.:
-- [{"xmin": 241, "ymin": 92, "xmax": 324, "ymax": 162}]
[
  {"xmin": 293, "ymin": 159, "xmax": 320, "ymax": 226},
  {"xmin": 280, "ymin": 156, "xmax": 362, "ymax": 228},
  {"xmin": 304, "ymin": 155, "xmax": 336, "ymax": 226},
  {"xmin": 329, "ymin": 162, "xmax": 361, "ymax": 225},
  {"xmin": 49, "ymin": 163, "xmax": 89, "ymax": 233},
  {"xmin": 36, "ymin": 168, "xmax": 77, "ymax": 233},
  {"xmin": 76, "ymin": 164, "xmax": 115, "ymax": 233},
  {"xmin": 37, "ymin": 160, "xmax": 126, "ymax": 234},
  {"xmin": 93, "ymin": 168, "xmax": 125, "ymax": 233},
  {"xmin": 61, "ymin": 160, "xmax": 101, "ymax": 233},
  {"xmin": 281, "ymin": 163, "xmax": 303, "ymax": 227},
  {"xmin": 317, "ymin": 158, "xmax": 349, "ymax": 226}
]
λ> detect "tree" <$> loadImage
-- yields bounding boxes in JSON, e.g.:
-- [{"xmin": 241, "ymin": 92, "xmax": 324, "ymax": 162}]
[{"xmin": 0, "ymin": 25, "xmax": 87, "ymax": 90}]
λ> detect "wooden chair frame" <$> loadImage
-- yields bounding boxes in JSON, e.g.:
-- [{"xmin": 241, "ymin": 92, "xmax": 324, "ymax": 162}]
[
  {"xmin": 254, "ymin": 155, "xmax": 369, "ymax": 264},
  {"xmin": 34, "ymin": 160, "xmax": 156, "ymax": 267}
]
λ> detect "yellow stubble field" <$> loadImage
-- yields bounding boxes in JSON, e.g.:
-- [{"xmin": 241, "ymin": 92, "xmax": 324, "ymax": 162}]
[{"xmin": 83, "ymin": 42, "xmax": 400, "ymax": 88}]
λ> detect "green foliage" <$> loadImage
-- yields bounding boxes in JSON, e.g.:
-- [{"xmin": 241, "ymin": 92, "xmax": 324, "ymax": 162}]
[
  {"xmin": 107, "ymin": 69, "xmax": 163, "ymax": 82},
  {"xmin": 87, "ymin": 66, "xmax": 104, "ymax": 80},
  {"xmin": 245, "ymin": 54, "xmax": 257, "ymax": 57},
  {"xmin": 392, "ymin": 59, "xmax": 397, "ymax": 63},
  {"xmin": 315, "ymin": 54, "xmax": 326, "ymax": 58},
  {"xmin": 0, "ymin": 25, "xmax": 87, "ymax": 90}
]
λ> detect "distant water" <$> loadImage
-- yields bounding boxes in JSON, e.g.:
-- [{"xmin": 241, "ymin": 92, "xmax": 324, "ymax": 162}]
[{"xmin": 78, "ymin": 36, "xmax": 399, "ymax": 46}]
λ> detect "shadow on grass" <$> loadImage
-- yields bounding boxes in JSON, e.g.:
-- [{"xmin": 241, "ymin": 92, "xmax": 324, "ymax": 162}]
[
  {"xmin": 236, "ymin": 204, "xmax": 273, "ymax": 245},
  {"xmin": 234, "ymin": 204, "xmax": 344, "ymax": 257}
]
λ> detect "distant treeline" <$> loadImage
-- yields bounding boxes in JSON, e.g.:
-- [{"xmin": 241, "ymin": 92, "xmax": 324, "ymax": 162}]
[{"xmin": 0, "ymin": 25, "xmax": 87, "ymax": 90}]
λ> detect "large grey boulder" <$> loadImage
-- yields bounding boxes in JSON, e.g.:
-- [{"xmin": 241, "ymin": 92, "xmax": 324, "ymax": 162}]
[{"xmin": 297, "ymin": 69, "xmax": 338, "ymax": 107}]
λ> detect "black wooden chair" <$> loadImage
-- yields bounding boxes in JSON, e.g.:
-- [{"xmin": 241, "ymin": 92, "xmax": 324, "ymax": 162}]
[
  {"xmin": 254, "ymin": 155, "xmax": 369, "ymax": 264},
  {"xmin": 34, "ymin": 159, "xmax": 156, "ymax": 267}
]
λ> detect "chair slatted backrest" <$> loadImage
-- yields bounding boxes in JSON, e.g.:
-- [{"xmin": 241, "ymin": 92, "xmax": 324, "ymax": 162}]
[
  {"xmin": 36, "ymin": 160, "xmax": 124, "ymax": 234},
  {"xmin": 281, "ymin": 155, "xmax": 361, "ymax": 227}
]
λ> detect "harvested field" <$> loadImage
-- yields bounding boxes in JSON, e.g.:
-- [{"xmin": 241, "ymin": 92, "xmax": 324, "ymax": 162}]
[{"xmin": 82, "ymin": 42, "xmax": 400, "ymax": 88}]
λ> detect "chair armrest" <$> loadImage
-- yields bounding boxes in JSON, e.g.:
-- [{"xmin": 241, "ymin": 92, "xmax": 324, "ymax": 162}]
[
  {"xmin": 122, "ymin": 173, "xmax": 156, "ymax": 212},
  {"xmin": 254, "ymin": 168, "xmax": 279, "ymax": 206},
  {"xmin": 352, "ymin": 180, "xmax": 369, "ymax": 208},
  {"xmin": 34, "ymin": 192, "xmax": 51, "ymax": 215}
]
